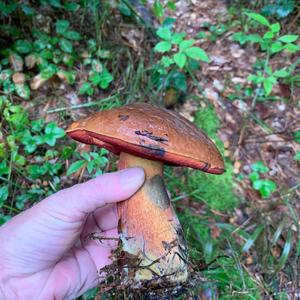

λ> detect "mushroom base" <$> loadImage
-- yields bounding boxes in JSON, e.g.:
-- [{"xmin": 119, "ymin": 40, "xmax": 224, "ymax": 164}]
[{"xmin": 117, "ymin": 152, "xmax": 188, "ymax": 284}]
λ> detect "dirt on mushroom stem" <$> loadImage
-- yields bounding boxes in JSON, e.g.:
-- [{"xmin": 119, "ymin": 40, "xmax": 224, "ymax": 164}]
[{"xmin": 117, "ymin": 152, "xmax": 188, "ymax": 286}]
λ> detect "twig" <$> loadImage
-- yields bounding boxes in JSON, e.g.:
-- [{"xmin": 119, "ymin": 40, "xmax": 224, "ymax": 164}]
[{"xmin": 46, "ymin": 95, "xmax": 119, "ymax": 113}]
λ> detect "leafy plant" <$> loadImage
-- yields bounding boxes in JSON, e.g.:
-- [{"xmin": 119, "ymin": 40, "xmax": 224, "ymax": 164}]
[
  {"xmin": 249, "ymin": 161, "xmax": 277, "ymax": 198},
  {"xmin": 151, "ymin": 24, "xmax": 210, "ymax": 94},
  {"xmin": 262, "ymin": 0, "xmax": 296, "ymax": 19},
  {"xmin": 294, "ymin": 151, "xmax": 300, "ymax": 162},
  {"xmin": 67, "ymin": 149, "xmax": 109, "ymax": 177},
  {"xmin": 0, "ymin": 96, "xmax": 66, "ymax": 212},
  {"xmin": 154, "ymin": 26, "xmax": 210, "ymax": 68},
  {"xmin": 232, "ymin": 12, "xmax": 300, "ymax": 97}
]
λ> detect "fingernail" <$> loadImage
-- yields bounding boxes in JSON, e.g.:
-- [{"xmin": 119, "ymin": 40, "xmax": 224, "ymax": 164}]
[{"xmin": 119, "ymin": 167, "xmax": 145, "ymax": 189}]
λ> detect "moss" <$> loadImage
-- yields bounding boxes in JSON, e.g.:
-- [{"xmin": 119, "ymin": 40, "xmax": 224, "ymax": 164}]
[
  {"xmin": 203, "ymin": 257, "xmax": 262, "ymax": 300},
  {"xmin": 188, "ymin": 106, "xmax": 239, "ymax": 211}
]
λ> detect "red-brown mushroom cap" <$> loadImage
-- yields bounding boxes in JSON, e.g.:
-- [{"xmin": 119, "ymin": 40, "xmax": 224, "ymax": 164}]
[{"xmin": 66, "ymin": 103, "xmax": 225, "ymax": 174}]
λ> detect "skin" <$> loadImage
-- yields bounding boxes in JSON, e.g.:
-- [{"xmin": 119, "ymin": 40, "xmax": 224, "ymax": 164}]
[{"xmin": 0, "ymin": 167, "xmax": 145, "ymax": 300}]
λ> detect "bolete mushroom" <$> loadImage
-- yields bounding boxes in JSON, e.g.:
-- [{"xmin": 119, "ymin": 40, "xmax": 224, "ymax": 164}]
[{"xmin": 66, "ymin": 103, "xmax": 224, "ymax": 285}]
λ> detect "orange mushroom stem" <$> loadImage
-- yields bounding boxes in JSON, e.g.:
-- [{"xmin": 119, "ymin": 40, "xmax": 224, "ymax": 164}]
[{"xmin": 118, "ymin": 152, "xmax": 187, "ymax": 283}]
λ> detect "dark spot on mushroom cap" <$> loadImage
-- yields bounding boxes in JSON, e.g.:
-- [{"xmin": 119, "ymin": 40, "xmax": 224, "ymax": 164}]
[
  {"xmin": 118, "ymin": 114, "xmax": 130, "ymax": 121},
  {"xmin": 141, "ymin": 144, "xmax": 166, "ymax": 157},
  {"xmin": 135, "ymin": 130, "xmax": 169, "ymax": 144}
]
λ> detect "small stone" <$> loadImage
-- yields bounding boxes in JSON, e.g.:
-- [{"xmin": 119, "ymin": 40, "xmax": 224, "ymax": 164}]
[
  {"xmin": 234, "ymin": 161, "xmax": 241, "ymax": 169},
  {"xmin": 213, "ymin": 79, "xmax": 224, "ymax": 91},
  {"xmin": 31, "ymin": 74, "xmax": 47, "ymax": 90},
  {"xmin": 25, "ymin": 54, "xmax": 36, "ymax": 69},
  {"xmin": 233, "ymin": 99, "xmax": 249, "ymax": 112},
  {"xmin": 243, "ymin": 165, "xmax": 251, "ymax": 173},
  {"xmin": 12, "ymin": 73, "xmax": 26, "ymax": 84},
  {"xmin": 232, "ymin": 77, "xmax": 246, "ymax": 84},
  {"xmin": 246, "ymin": 256, "xmax": 253, "ymax": 265},
  {"xmin": 204, "ymin": 87, "xmax": 219, "ymax": 102},
  {"xmin": 224, "ymin": 150, "xmax": 231, "ymax": 157},
  {"xmin": 223, "ymin": 140, "xmax": 230, "ymax": 149},
  {"xmin": 9, "ymin": 53, "xmax": 23, "ymax": 72},
  {"xmin": 278, "ymin": 103, "xmax": 286, "ymax": 111}
]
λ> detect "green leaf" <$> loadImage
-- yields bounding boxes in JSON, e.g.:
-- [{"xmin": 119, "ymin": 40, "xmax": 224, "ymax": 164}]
[
  {"xmin": 251, "ymin": 161, "xmax": 269, "ymax": 173},
  {"xmin": 167, "ymin": 1, "xmax": 176, "ymax": 10},
  {"xmin": 22, "ymin": 131, "xmax": 42, "ymax": 153},
  {"xmin": 263, "ymin": 77, "xmax": 275, "ymax": 95},
  {"xmin": 63, "ymin": 30, "xmax": 81, "ymax": 41},
  {"xmin": 0, "ymin": 161, "xmax": 9, "ymax": 177},
  {"xmin": 15, "ymin": 83, "xmax": 30, "ymax": 100},
  {"xmin": 63, "ymin": 2, "xmax": 79, "ymax": 11},
  {"xmin": 67, "ymin": 160, "xmax": 86, "ymax": 176},
  {"xmin": 154, "ymin": 41, "xmax": 172, "ymax": 53},
  {"xmin": 153, "ymin": 0, "xmax": 164, "ymax": 18},
  {"xmin": 283, "ymin": 43, "xmax": 300, "ymax": 53},
  {"xmin": 249, "ymin": 172, "xmax": 259, "ymax": 182},
  {"xmin": 270, "ymin": 22, "xmax": 281, "ymax": 33},
  {"xmin": 171, "ymin": 32, "xmax": 186, "ymax": 44},
  {"xmin": 162, "ymin": 17, "xmax": 176, "ymax": 28},
  {"xmin": 245, "ymin": 12, "xmax": 270, "ymax": 27},
  {"xmin": 0, "ymin": 213, "xmax": 10, "ymax": 226},
  {"xmin": 273, "ymin": 68, "xmax": 290, "ymax": 78},
  {"xmin": 44, "ymin": 122, "xmax": 65, "ymax": 146},
  {"xmin": 31, "ymin": 119, "xmax": 45, "ymax": 132},
  {"xmin": 98, "ymin": 71, "xmax": 113, "ymax": 89},
  {"xmin": 274, "ymin": 229, "xmax": 292, "ymax": 273},
  {"xmin": 173, "ymin": 52, "xmax": 187, "ymax": 68},
  {"xmin": 263, "ymin": 31, "xmax": 274, "ymax": 39},
  {"xmin": 270, "ymin": 41, "xmax": 283, "ymax": 54},
  {"xmin": 41, "ymin": 64, "xmax": 57, "ymax": 80},
  {"xmin": 242, "ymin": 224, "xmax": 264, "ymax": 252},
  {"xmin": 56, "ymin": 20, "xmax": 70, "ymax": 34},
  {"xmin": 293, "ymin": 150, "xmax": 300, "ymax": 161},
  {"xmin": 259, "ymin": 180, "xmax": 277, "ymax": 198},
  {"xmin": 170, "ymin": 71, "xmax": 187, "ymax": 93},
  {"xmin": 156, "ymin": 27, "xmax": 172, "ymax": 40},
  {"xmin": 89, "ymin": 73, "xmax": 101, "ymax": 86},
  {"xmin": 179, "ymin": 39, "xmax": 195, "ymax": 51},
  {"xmin": 59, "ymin": 38, "xmax": 73, "ymax": 53},
  {"xmin": 0, "ymin": 185, "xmax": 9, "ymax": 206},
  {"xmin": 14, "ymin": 40, "xmax": 32, "ymax": 54},
  {"xmin": 253, "ymin": 179, "xmax": 264, "ymax": 190},
  {"xmin": 161, "ymin": 56, "xmax": 174, "ymax": 67},
  {"xmin": 293, "ymin": 130, "xmax": 300, "ymax": 142},
  {"xmin": 278, "ymin": 35, "xmax": 298, "ymax": 43},
  {"xmin": 79, "ymin": 82, "xmax": 94, "ymax": 95},
  {"xmin": 184, "ymin": 47, "xmax": 210, "ymax": 62}
]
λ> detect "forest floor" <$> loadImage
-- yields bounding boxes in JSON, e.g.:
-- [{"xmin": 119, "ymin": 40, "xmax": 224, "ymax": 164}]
[{"xmin": 1, "ymin": 0, "xmax": 300, "ymax": 299}]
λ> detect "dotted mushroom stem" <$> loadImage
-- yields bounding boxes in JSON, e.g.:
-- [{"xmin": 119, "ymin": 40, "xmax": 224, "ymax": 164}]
[{"xmin": 117, "ymin": 152, "xmax": 188, "ymax": 283}]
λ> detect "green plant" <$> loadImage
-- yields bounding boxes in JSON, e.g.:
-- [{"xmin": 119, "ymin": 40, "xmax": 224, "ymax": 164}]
[
  {"xmin": 249, "ymin": 161, "xmax": 277, "ymax": 198},
  {"xmin": 262, "ymin": 0, "xmax": 296, "ymax": 19},
  {"xmin": 154, "ymin": 26, "xmax": 210, "ymax": 68},
  {"xmin": 0, "ymin": 95, "xmax": 67, "ymax": 212},
  {"xmin": 294, "ymin": 151, "xmax": 300, "ymax": 162},
  {"xmin": 151, "ymin": 23, "xmax": 210, "ymax": 94},
  {"xmin": 233, "ymin": 12, "xmax": 300, "ymax": 97},
  {"xmin": 67, "ymin": 149, "xmax": 109, "ymax": 177},
  {"xmin": 198, "ymin": 22, "xmax": 229, "ymax": 42}
]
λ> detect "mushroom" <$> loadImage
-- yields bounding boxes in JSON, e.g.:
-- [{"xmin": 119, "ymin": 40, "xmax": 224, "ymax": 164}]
[{"xmin": 66, "ymin": 103, "xmax": 224, "ymax": 285}]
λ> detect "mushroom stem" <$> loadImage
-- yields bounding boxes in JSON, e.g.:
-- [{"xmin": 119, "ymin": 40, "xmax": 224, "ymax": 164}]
[{"xmin": 117, "ymin": 152, "xmax": 188, "ymax": 284}]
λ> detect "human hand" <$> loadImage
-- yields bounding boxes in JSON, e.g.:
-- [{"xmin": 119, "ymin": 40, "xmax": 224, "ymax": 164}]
[{"xmin": 0, "ymin": 168, "xmax": 145, "ymax": 300}]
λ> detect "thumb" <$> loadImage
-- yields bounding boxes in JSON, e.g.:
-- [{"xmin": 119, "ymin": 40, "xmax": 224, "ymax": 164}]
[{"xmin": 44, "ymin": 167, "xmax": 145, "ymax": 220}]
